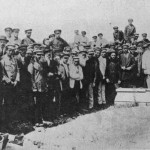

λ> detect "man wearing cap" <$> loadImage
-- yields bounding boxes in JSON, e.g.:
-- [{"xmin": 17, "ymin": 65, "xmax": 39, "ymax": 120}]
[
  {"xmin": 140, "ymin": 33, "xmax": 150, "ymax": 45},
  {"xmin": 21, "ymin": 29, "xmax": 35, "ymax": 46},
  {"xmin": 124, "ymin": 18, "xmax": 136, "ymax": 43},
  {"xmin": 84, "ymin": 49, "xmax": 98, "ymax": 109},
  {"xmin": 69, "ymin": 56, "xmax": 83, "ymax": 111},
  {"xmin": 49, "ymin": 29, "xmax": 69, "ymax": 56},
  {"xmin": 142, "ymin": 43, "xmax": 150, "ymax": 88},
  {"xmin": 98, "ymin": 48, "xmax": 107, "ymax": 104},
  {"xmin": 96, "ymin": 33, "xmax": 108, "ymax": 48},
  {"xmin": 74, "ymin": 30, "xmax": 81, "ymax": 46},
  {"xmin": 10, "ymin": 28, "xmax": 21, "ymax": 45},
  {"xmin": 120, "ymin": 44, "xmax": 135, "ymax": 87},
  {"xmin": 0, "ymin": 36, "xmax": 8, "ymax": 57},
  {"xmin": 4, "ymin": 27, "xmax": 13, "ymax": 42},
  {"xmin": 28, "ymin": 48, "xmax": 47, "ymax": 124},
  {"xmin": 1, "ymin": 44, "xmax": 20, "ymax": 125},
  {"xmin": 80, "ymin": 31, "xmax": 89, "ymax": 46},
  {"xmin": 90, "ymin": 36, "xmax": 98, "ymax": 49},
  {"xmin": 113, "ymin": 26, "xmax": 124, "ymax": 45}
]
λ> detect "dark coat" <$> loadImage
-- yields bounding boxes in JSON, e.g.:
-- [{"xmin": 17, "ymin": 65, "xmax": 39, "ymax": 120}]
[
  {"xmin": 105, "ymin": 58, "xmax": 121, "ymax": 83},
  {"xmin": 124, "ymin": 25, "xmax": 136, "ymax": 42},
  {"xmin": 113, "ymin": 30, "xmax": 124, "ymax": 43},
  {"xmin": 21, "ymin": 37, "xmax": 35, "ymax": 46},
  {"xmin": 119, "ymin": 53, "xmax": 135, "ymax": 81}
]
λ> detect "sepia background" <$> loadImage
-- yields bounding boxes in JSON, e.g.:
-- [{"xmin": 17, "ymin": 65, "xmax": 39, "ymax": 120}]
[{"xmin": 0, "ymin": 0, "xmax": 149, "ymax": 42}]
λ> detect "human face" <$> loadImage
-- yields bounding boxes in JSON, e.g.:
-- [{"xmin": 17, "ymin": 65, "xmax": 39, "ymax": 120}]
[
  {"xmin": 93, "ymin": 38, "xmax": 97, "ymax": 42},
  {"xmin": 13, "ymin": 32, "xmax": 19, "ymax": 38},
  {"xmin": 0, "ymin": 40, "xmax": 7, "ymax": 48},
  {"xmin": 95, "ymin": 51, "xmax": 100, "ymax": 57},
  {"xmin": 128, "ymin": 20, "xmax": 133, "ymax": 25},
  {"xmin": 123, "ymin": 47, "xmax": 128, "ymax": 53},
  {"xmin": 6, "ymin": 48, "xmax": 13, "ymax": 57},
  {"xmin": 143, "ymin": 35, "xmax": 147, "ymax": 40},
  {"xmin": 45, "ymin": 52, "xmax": 51, "ymax": 59},
  {"xmin": 55, "ymin": 32, "xmax": 61, "ymax": 38},
  {"xmin": 54, "ymin": 56, "xmax": 60, "ymax": 64},
  {"xmin": 5, "ymin": 30, "xmax": 12, "ymax": 38},
  {"xmin": 101, "ymin": 52, "xmax": 106, "ymax": 58},
  {"xmin": 74, "ymin": 60, "xmax": 79, "ymax": 66},
  {"xmin": 111, "ymin": 53, "xmax": 116, "ymax": 59},
  {"xmin": 36, "ymin": 53, "xmax": 43, "ymax": 60},
  {"xmin": 20, "ymin": 50, "xmax": 26, "ymax": 57},
  {"xmin": 26, "ymin": 31, "xmax": 32, "ymax": 38},
  {"xmin": 74, "ymin": 30, "xmax": 79, "ymax": 35},
  {"xmin": 114, "ymin": 28, "xmax": 118, "ymax": 32},
  {"xmin": 88, "ymin": 53, "xmax": 93, "ymax": 59},
  {"xmin": 63, "ymin": 57, "xmax": 68, "ymax": 64},
  {"xmin": 98, "ymin": 34, "xmax": 103, "ymax": 39}
]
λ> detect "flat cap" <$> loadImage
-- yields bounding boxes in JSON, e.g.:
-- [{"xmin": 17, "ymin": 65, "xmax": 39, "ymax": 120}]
[
  {"xmin": 0, "ymin": 35, "xmax": 8, "ymax": 42},
  {"xmin": 134, "ymin": 33, "xmax": 139, "ymax": 37},
  {"xmin": 130, "ymin": 46, "xmax": 137, "ymax": 50},
  {"xmin": 101, "ymin": 48, "xmax": 107, "ymax": 53},
  {"xmin": 84, "ymin": 44, "xmax": 91, "ymax": 49},
  {"xmin": 143, "ymin": 43, "xmax": 150, "ymax": 48},
  {"xmin": 6, "ymin": 44, "xmax": 15, "ymax": 50},
  {"xmin": 73, "ymin": 56, "xmax": 79, "ymax": 62},
  {"xmin": 33, "ymin": 49, "xmax": 44, "ymax": 54},
  {"xmin": 19, "ymin": 44, "xmax": 27, "ymax": 51},
  {"xmin": 142, "ymin": 33, "xmax": 147, "ymax": 37},
  {"xmin": 26, "ymin": 48, "xmax": 33, "ymax": 54},
  {"xmin": 49, "ymin": 34, "xmax": 55, "ymax": 38},
  {"xmin": 128, "ymin": 18, "xmax": 133, "ymax": 21},
  {"xmin": 87, "ymin": 49, "xmax": 94, "ymax": 54},
  {"xmin": 92, "ymin": 36, "xmax": 97, "ymax": 39},
  {"xmin": 113, "ymin": 26, "xmax": 118, "ymax": 29},
  {"xmin": 54, "ymin": 29, "xmax": 61, "ymax": 34},
  {"xmin": 81, "ymin": 31, "xmax": 86, "ymax": 34},
  {"xmin": 13, "ymin": 28, "xmax": 20, "ymax": 33},
  {"xmin": 123, "ymin": 44, "xmax": 129, "ymax": 48},
  {"xmin": 4, "ymin": 27, "xmax": 12, "ymax": 32},
  {"xmin": 25, "ymin": 29, "xmax": 32, "ymax": 33},
  {"xmin": 98, "ymin": 33, "xmax": 103, "ymax": 36}
]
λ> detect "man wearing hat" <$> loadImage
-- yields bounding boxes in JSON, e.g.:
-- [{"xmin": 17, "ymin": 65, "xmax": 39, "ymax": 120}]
[
  {"xmin": 113, "ymin": 26, "xmax": 124, "ymax": 45},
  {"xmin": 0, "ymin": 35, "xmax": 8, "ymax": 57},
  {"xmin": 49, "ymin": 29, "xmax": 69, "ymax": 56},
  {"xmin": 90, "ymin": 36, "xmax": 98, "ymax": 49},
  {"xmin": 140, "ymin": 33, "xmax": 150, "ymax": 45},
  {"xmin": 96, "ymin": 33, "xmax": 108, "ymax": 48},
  {"xmin": 80, "ymin": 31, "xmax": 89, "ymax": 46},
  {"xmin": 21, "ymin": 29, "xmax": 35, "ymax": 46},
  {"xmin": 124, "ymin": 18, "xmax": 136, "ymax": 43},
  {"xmin": 1, "ymin": 44, "xmax": 20, "ymax": 125},
  {"xmin": 4, "ymin": 27, "xmax": 13, "ymax": 42},
  {"xmin": 69, "ymin": 56, "xmax": 83, "ymax": 112},
  {"xmin": 119, "ymin": 44, "xmax": 136, "ymax": 87},
  {"xmin": 10, "ymin": 28, "xmax": 21, "ymax": 45},
  {"xmin": 74, "ymin": 30, "xmax": 81, "ymax": 46},
  {"xmin": 142, "ymin": 43, "xmax": 150, "ymax": 88},
  {"xmin": 84, "ymin": 49, "xmax": 98, "ymax": 109},
  {"xmin": 28, "ymin": 48, "xmax": 47, "ymax": 125}
]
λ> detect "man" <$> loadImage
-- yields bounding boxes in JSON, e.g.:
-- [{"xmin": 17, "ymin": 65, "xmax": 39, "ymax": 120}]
[
  {"xmin": 4, "ymin": 27, "xmax": 13, "ymax": 42},
  {"xmin": 21, "ymin": 29, "xmax": 35, "ymax": 46},
  {"xmin": 90, "ymin": 36, "xmax": 98, "ymax": 49},
  {"xmin": 142, "ymin": 43, "xmax": 150, "ymax": 88},
  {"xmin": 0, "ymin": 36, "xmax": 8, "ymax": 57},
  {"xmin": 10, "ymin": 28, "xmax": 21, "ymax": 45},
  {"xmin": 124, "ymin": 18, "xmax": 136, "ymax": 43},
  {"xmin": 140, "ymin": 33, "xmax": 150, "ymax": 45},
  {"xmin": 113, "ymin": 26, "xmax": 124, "ymax": 45},
  {"xmin": 85, "ymin": 49, "xmax": 98, "ymax": 109},
  {"xmin": 80, "ymin": 31, "xmax": 89, "ymax": 46},
  {"xmin": 1, "ymin": 44, "xmax": 20, "ymax": 126},
  {"xmin": 69, "ymin": 56, "xmax": 83, "ymax": 112},
  {"xmin": 96, "ymin": 33, "xmax": 108, "ymax": 48},
  {"xmin": 98, "ymin": 49, "xmax": 107, "ymax": 104},
  {"xmin": 120, "ymin": 44, "xmax": 135, "ymax": 87},
  {"xmin": 28, "ymin": 48, "xmax": 47, "ymax": 125},
  {"xmin": 74, "ymin": 30, "xmax": 81, "ymax": 46},
  {"xmin": 49, "ymin": 29, "xmax": 69, "ymax": 56}
]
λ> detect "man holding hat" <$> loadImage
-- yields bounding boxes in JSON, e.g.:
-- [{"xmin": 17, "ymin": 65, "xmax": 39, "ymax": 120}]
[
  {"xmin": 4, "ymin": 27, "xmax": 13, "ymax": 42},
  {"xmin": 113, "ymin": 26, "xmax": 124, "ymax": 45},
  {"xmin": 124, "ymin": 18, "xmax": 136, "ymax": 43},
  {"xmin": 49, "ymin": 29, "xmax": 69, "ymax": 56},
  {"xmin": 21, "ymin": 29, "xmax": 35, "ymax": 46},
  {"xmin": 1, "ymin": 44, "xmax": 20, "ymax": 125},
  {"xmin": 0, "ymin": 35, "xmax": 8, "ymax": 57},
  {"xmin": 119, "ymin": 44, "xmax": 135, "ymax": 87},
  {"xmin": 10, "ymin": 28, "xmax": 21, "ymax": 45}
]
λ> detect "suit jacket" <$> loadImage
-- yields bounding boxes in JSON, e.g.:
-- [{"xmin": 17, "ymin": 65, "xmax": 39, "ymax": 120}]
[
  {"xmin": 120, "ymin": 53, "xmax": 135, "ymax": 81},
  {"xmin": 21, "ymin": 37, "xmax": 35, "ymax": 46},
  {"xmin": 113, "ymin": 30, "xmax": 124, "ymax": 43},
  {"xmin": 69, "ymin": 63, "xmax": 83, "ymax": 89}
]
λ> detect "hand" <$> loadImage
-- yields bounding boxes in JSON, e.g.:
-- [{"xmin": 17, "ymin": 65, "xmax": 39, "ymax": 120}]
[
  {"xmin": 106, "ymin": 79, "xmax": 110, "ymax": 83},
  {"xmin": 13, "ymin": 81, "xmax": 18, "ymax": 86},
  {"xmin": 137, "ymin": 73, "xmax": 140, "ymax": 77},
  {"xmin": 48, "ymin": 72, "xmax": 54, "ymax": 77},
  {"xmin": 34, "ymin": 62, "xmax": 40, "ymax": 70},
  {"xmin": 92, "ymin": 82, "xmax": 95, "ymax": 87},
  {"xmin": 126, "ymin": 67, "xmax": 131, "ymax": 71},
  {"xmin": 121, "ymin": 66, "xmax": 125, "ymax": 70},
  {"xmin": 118, "ymin": 80, "xmax": 121, "ymax": 84},
  {"xmin": 103, "ymin": 76, "xmax": 105, "ymax": 80}
]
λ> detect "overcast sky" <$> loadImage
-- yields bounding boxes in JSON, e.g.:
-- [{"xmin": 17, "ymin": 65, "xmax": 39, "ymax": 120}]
[{"xmin": 0, "ymin": 0, "xmax": 150, "ymax": 42}]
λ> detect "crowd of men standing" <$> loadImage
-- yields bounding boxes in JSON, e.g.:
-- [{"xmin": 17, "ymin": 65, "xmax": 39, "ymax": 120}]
[{"xmin": 0, "ymin": 18, "xmax": 150, "ymax": 128}]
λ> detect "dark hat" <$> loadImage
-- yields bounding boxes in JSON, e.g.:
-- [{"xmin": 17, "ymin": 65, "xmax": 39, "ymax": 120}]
[
  {"xmin": 134, "ymin": 33, "xmax": 139, "ymax": 37},
  {"xmin": 0, "ymin": 35, "xmax": 8, "ymax": 42},
  {"xmin": 64, "ymin": 46, "xmax": 71, "ymax": 52},
  {"xmin": 95, "ymin": 47, "xmax": 101, "ymax": 52},
  {"xmin": 62, "ymin": 51, "xmax": 70, "ymax": 58},
  {"xmin": 101, "ymin": 48, "xmax": 107, "ymax": 53},
  {"xmin": 123, "ymin": 44, "xmax": 129, "ymax": 48},
  {"xmin": 54, "ymin": 29, "xmax": 61, "ymax": 34},
  {"xmin": 6, "ymin": 44, "xmax": 15, "ymax": 50},
  {"xmin": 98, "ymin": 33, "xmax": 103, "ymax": 36},
  {"xmin": 4, "ymin": 27, "xmax": 12, "ymax": 32},
  {"xmin": 25, "ymin": 29, "xmax": 32, "ymax": 33},
  {"xmin": 73, "ymin": 56, "xmax": 79, "ymax": 62},
  {"xmin": 13, "ymin": 28, "xmax": 20, "ymax": 33},
  {"xmin": 92, "ymin": 36, "xmax": 97, "ymax": 39},
  {"xmin": 33, "ymin": 43, "xmax": 41, "ymax": 48},
  {"xmin": 130, "ymin": 46, "xmax": 137, "ymax": 50},
  {"xmin": 19, "ymin": 44, "xmax": 27, "ymax": 51},
  {"xmin": 128, "ymin": 18, "xmax": 133, "ymax": 21},
  {"xmin": 49, "ymin": 34, "xmax": 55, "ymax": 38},
  {"xmin": 87, "ymin": 49, "xmax": 94, "ymax": 54},
  {"xmin": 109, "ymin": 49, "xmax": 116, "ymax": 53},
  {"xmin": 81, "ymin": 31, "xmax": 86, "ymax": 34},
  {"xmin": 143, "ymin": 43, "xmax": 150, "ymax": 48},
  {"xmin": 84, "ymin": 45, "xmax": 91, "ymax": 49},
  {"xmin": 142, "ymin": 33, "xmax": 147, "ymax": 37},
  {"xmin": 34, "ymin": 49, "xmax": 44, "ymax": 54},
  {"xmin": 137, "ymin": 41, "xmax": 143, "ymax": 47},
  {"xmin": 113, "ymin": 26, "xmax": 118, "ymax": 29}
]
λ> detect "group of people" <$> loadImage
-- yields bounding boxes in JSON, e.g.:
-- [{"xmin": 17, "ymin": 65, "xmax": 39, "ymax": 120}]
[{"xmin": 0, "ymin": 18, "xmax": 150, "ymax": 128}]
